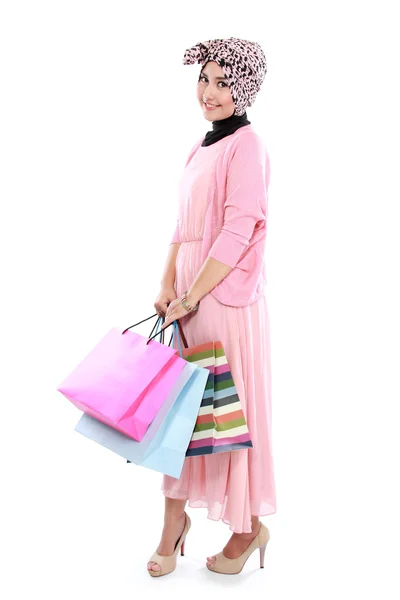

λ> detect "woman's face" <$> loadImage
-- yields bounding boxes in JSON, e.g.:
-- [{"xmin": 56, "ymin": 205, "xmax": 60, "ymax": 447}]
[{"xmin": 197, "ymin": 60, "xmax": 236, "ymax": 121}]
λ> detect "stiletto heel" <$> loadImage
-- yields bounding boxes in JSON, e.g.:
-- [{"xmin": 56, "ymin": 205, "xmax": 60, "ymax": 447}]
[
  {"xmin": 147, "ymin": 512, "xmax": 191, "ymax": 577},
  {"xmin": 259, "ymin": 542, "xmax": 267, "ymax": 568},
  {"xmin": 207, "ymin": 523, "xmax": 270, "ymax": 575}
]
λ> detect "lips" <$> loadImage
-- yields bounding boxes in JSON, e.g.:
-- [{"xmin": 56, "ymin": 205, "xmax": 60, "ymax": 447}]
[{"xmin": 204, "ymin": 101, "xmax": 220, "ymax": 110}]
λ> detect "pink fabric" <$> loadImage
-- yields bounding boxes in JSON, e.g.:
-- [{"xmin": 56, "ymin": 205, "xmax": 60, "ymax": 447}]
[
  {"xmin": 170, "ymin": 124, "xmax": 270, "ymax": 307},
  {"xmin": 162, "ymin": 135, "xmax": 276, "ymax": 533}
]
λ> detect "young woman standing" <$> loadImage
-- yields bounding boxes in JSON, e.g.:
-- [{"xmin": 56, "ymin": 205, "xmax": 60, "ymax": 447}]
[{"xmin": 149, "ymin": 37, "xmax": 276, "ymax": 576}]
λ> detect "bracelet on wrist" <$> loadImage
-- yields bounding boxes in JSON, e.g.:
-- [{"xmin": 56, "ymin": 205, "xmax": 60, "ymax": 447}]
[{"xmin": 180, "ymin": 290, "xmax": 200, "ymax": 312}]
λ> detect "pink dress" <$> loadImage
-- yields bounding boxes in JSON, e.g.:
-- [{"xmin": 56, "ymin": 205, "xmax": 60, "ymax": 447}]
[{"xmin": 161, "ymin": 135, "xmax": 277, "ymax": 534}]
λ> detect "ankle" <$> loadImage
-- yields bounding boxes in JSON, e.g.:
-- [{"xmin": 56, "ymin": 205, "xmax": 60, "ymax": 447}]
[
  {"xmin": 164, "ymin": 511, "xmax": 185, "ymax": 527},
  {"xmin": 235, "ymin": 521, "xmax": 260, "ymax": 538},
  {"xmin": 251, "ymin": 517, "xmax": 260, "ymax": 532}
]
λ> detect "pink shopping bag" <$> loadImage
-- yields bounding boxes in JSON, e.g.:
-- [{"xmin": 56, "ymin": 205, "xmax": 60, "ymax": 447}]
[{"xmin": 57, "ymin": 314, "xmax": 187, "ymax": 441}]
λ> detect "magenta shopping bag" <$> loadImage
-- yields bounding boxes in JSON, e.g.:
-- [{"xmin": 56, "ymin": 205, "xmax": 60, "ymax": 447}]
[{"xmin": 57, "ymin": 314, "xmax": 187, "ymax": 441}]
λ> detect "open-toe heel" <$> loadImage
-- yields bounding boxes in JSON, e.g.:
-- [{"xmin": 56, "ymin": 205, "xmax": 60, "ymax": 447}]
[
  {"xmin": 207, "ymin": 523, "xmax": 270, "ymax": 575},
  {"xmin": 147, "ymin": 512, "xmax": 191, "ymax": 578}
]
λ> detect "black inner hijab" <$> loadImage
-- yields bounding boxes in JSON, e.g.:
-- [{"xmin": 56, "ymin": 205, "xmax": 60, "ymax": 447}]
[{"xmin": 201, "ymin": 110, "xmax": 251, "ymax": 146}]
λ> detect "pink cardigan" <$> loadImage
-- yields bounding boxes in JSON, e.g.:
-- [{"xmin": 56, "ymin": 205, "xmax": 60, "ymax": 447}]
[{"xmin": 170, "ymin": 124, "xmax": 270, "ymax": 307}]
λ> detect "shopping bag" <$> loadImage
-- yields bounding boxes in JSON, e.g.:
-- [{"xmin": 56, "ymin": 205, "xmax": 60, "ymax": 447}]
[
  {"xmin": 170, "ymin": 322, "xmax": 253, "ymax": 456},
  {"xmin": 57, "ymin": 314, "xmax": 187, "ymax": 441},
  {"xmin": 75, "ymin": 321, "xmax": 209, "ymax": 478}
]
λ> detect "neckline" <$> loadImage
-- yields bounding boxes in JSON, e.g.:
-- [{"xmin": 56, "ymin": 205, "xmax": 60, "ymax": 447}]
[{"xmin": 199, "ymin": 124, "xmax": 252, "ymax": 147}]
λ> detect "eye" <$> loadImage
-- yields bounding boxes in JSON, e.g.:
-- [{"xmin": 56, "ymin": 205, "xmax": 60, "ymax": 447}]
[{"xmin": 199, "ymin": 75, "xmax": 228, "ymax": 88}]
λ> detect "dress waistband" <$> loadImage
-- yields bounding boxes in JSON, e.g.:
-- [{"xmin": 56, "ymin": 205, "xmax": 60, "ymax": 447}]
[{"xmin": 180, "ymin": 238, "xmax": 203, "ymax": 243}]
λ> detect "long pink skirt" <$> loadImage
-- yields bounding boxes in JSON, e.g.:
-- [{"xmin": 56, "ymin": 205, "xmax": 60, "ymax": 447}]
[{"xmin": 161, "ymin": 239, "xmax": 277, "ymax": 534}]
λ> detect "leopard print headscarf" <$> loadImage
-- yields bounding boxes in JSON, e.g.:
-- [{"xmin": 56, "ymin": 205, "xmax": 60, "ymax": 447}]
[{"xmin": 183, "ymin": 37, "xmax": 267, "ymax": 116}]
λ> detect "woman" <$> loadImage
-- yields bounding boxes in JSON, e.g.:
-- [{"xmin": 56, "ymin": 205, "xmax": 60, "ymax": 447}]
[{"xmin": 148, "ymin": 37, "xmax": 276, "ymax": 576}]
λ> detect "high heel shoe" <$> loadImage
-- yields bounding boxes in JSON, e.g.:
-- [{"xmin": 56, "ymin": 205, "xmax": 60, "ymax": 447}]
[
  {"xmin": 147, "ymin": 512, "xmax": 191, "ymax": 578},
  {"xmin": 206, "ymin": 522, "xmax": 270, "ymax": 575}
]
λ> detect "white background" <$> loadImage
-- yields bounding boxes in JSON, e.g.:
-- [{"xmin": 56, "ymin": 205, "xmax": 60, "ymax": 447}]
[{"xmin": 1, "ymin": 1, "xmax": 399, "ymax": 598}]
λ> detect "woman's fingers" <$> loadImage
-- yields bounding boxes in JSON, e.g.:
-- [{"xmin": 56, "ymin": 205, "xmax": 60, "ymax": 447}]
[{"xmin": 160, "ymin": 314, "xmax": 173, "ymax": 330}]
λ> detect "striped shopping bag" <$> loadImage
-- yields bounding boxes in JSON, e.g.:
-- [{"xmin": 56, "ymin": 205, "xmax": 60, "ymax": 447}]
[{"xmin": 170, "ymin": 322, "xmax": 253, "ymax": 457}]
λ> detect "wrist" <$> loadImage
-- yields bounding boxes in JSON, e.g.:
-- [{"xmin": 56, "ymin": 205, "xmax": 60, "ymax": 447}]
[
  {"xmin": 181, "ymin": 290, "xmax": 200, "ymax": 311},
  {"xmin": 186, "ymin": 288, "xmax": 201, "ymax": 305}
]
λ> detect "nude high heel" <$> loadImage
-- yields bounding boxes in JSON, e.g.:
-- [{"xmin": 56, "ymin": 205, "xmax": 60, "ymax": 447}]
[
  {"xmin": 147, "ymin": 512, "xmax": 191, "ymax": 578},
  {"xmin": 206, "ymin": 522, "xmax": 270, "ymax": 575}
]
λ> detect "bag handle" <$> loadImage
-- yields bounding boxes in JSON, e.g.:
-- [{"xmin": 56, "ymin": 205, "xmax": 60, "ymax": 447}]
[
  {"xmin": 147, "ymin": 318, "xmax": 188, "ymax": 349},
  {"xmin": 122, "ymin": 313, "xmax": 189, "ymax": 352},
  {"xmin": 179, "ymin": 321, "xmax": 188, "ymax": 347},
  {"xmin": 170, "ymin": 321, "xmax": 183, "ymax": 357},
  {"xmin": 122, "ymin": 313, "xmax": 159, "ymax": 335},
  {"xmin": 122, "ymin": 312, "xmax": 169, "ymax": 346}
]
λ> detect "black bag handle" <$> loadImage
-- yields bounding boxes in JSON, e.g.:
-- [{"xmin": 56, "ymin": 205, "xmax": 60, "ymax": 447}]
[
  {"xmin": 122, "ymin": 313, "xmax": 158, "ymax": 335},
  {"xmin": 122, "ymin": 312, "xmax": 189, "ymax": 349},
  {"xmin": 146, "ymin": 318, "xmax": 188, "ymax": 348},
  {"xmin": 121, "ymin": 312, "xmax": 167, "ymax": 344}
]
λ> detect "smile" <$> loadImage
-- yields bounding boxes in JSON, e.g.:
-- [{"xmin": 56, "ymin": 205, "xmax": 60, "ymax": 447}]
[{"xmin": 204, "ymin": 102, "xmax": 220, "ymax": 111}]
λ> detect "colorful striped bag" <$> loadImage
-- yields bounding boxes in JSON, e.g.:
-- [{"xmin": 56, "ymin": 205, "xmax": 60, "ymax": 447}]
[{"xmin": 170, "ymin": 321, "xmax": 253, "ymax": 457}]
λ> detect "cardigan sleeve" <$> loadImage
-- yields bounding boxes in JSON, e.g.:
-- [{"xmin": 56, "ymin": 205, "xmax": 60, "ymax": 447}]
[{"xmin": 207, "ymin": 133, "xmax": 269, "ymax": 269}]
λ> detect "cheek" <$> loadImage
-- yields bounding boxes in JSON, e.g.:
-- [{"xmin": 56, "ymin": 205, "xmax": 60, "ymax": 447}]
[
  {"xmin": 220, "ymin": 88, "xmax": 234, "ymax": 106},
  {"xmin": 220, "ymin": 97, "xmax": 235, "ymax": 109}
]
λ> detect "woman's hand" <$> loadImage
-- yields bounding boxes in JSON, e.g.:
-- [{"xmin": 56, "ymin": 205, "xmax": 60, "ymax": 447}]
[
  {"xmin": 154, "ymin": 286, "xmax": 177, "ymax": 319},
  {"xmin": 160, "ymin": 297, "xmax": 189, "ymax": 331}
]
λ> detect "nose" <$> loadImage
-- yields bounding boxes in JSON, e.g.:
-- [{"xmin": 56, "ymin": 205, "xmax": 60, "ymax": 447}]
[{"xmin": 203, "ymin": 82, "xmax": 219, "ymax": 103}]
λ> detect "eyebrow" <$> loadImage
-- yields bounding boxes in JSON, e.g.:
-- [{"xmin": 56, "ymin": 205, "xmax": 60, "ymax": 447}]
[{"xmin": 200, "ymin": 71, "xmax": 227, "ymax": 80}]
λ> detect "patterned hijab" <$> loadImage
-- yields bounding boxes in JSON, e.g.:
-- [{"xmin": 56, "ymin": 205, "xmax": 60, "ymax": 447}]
[{"xmin": 183, "ymin": 37, "xmax": 267, "ymax": 117}]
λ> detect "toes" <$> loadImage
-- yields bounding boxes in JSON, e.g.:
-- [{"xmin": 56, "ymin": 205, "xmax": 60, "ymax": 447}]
[{"xmin": 206, "ymin": 555, "xmax": 216, "ymax": 568}]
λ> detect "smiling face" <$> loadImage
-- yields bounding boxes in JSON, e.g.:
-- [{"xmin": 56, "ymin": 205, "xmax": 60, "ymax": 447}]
[{"xmin": 197, "ymin": 60, "xmax": 236, "ymax": 121}]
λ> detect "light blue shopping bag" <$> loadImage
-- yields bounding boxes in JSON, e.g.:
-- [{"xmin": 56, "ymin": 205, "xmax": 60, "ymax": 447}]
[{"xmin": 75, "ymin": 321, "xmax": 209, "ymax": 479}]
